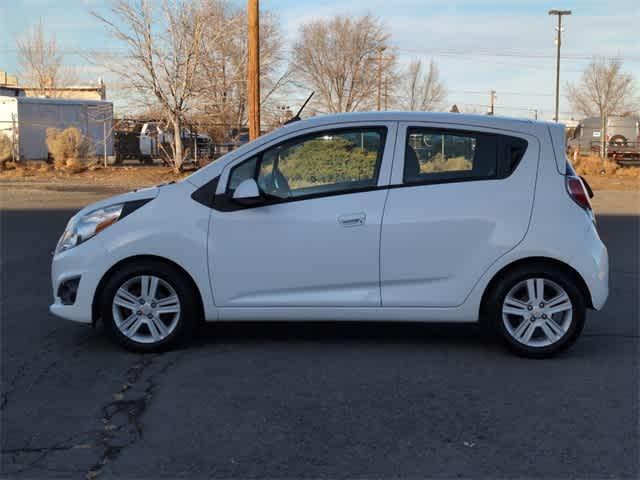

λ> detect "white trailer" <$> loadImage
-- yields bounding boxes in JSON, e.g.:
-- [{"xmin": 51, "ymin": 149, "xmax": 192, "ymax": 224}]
[{"xmin": 0, "ymin": 96, "xmax": 114, "ymax": 161}]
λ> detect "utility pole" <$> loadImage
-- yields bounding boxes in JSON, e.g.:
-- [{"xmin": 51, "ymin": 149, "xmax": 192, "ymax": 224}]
[
  {"xmin": 383, "ymin": 78, "xmax": 388, "ymax": 111},
  {"xmin": 247, "ymin": 0, "xmax": 260, "ymax": 140},
  {"xmin": 376, "ymin": 47, "xmax": 386, "ymax": 111},
  {"xmin": 488, "ymin": 90, "xmax": 496, "ymax": 115},
  {"xmin": 549, "ymin": 9, "xmax": 571, "ymax": 123}
]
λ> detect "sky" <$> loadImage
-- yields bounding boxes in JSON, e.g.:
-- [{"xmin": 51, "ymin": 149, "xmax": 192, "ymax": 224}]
[{"xmin": 1, "ymin": 0, "xmax": 638, "ymax": 121}]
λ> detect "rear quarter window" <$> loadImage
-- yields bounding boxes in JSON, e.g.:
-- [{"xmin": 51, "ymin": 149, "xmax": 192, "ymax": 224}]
[{"xmin": 501, "ymin": 136, "xmax": 528, "ymax": 175}]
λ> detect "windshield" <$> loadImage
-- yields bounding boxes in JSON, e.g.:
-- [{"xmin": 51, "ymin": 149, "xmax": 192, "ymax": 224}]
[{"xmin": 184, "ymin": 124, "xmax": 291, "ymax": 186}]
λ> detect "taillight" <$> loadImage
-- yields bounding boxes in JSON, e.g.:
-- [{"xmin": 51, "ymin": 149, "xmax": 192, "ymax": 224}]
[{"xmin": 566, "ymin": 176, "xmax": 592, "ymax": 211}]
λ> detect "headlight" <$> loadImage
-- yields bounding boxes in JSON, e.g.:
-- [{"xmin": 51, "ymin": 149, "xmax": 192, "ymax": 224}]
[{"xmin": 55, "ymin": 204, "xmax": 124, "ymax": 254}]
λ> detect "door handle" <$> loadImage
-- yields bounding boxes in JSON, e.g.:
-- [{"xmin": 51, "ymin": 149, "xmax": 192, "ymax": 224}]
[{"xmin": 338, "ymin": 213, "xmax": 366, "ymax": 227}]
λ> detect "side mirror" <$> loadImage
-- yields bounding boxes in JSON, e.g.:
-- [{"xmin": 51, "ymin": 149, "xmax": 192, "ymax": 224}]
[{"xmin": 232, "ymin": 178, "xmax": 263, "ymax": 205}]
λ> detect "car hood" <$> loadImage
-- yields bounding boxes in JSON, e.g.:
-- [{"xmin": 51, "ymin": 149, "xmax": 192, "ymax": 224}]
[{"xmin": 70, "ymin": 184, "xmax": 161, "ymax": 221}]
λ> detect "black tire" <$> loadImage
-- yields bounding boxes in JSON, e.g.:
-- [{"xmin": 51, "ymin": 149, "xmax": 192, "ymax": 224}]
[
  {"xmin": 100, "ymin": 260, "xmax": 199, "ymax": 353},
  {"xmin": 609, "ymin": 135, "xmax": 628, "ymax": 147},
  {"xmin": 485, "ymin": 264, "xmax": 586, "ymax": 358}
]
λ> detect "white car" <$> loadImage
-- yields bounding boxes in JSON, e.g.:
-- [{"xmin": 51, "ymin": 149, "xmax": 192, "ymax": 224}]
[{"xmin": 50, "ymin": 112, "xmax": 608, "ymax": 357}]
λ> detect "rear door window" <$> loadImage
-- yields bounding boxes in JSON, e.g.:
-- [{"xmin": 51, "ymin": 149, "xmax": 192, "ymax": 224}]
[
  {"xmin": 403, "ymin": 127, "xmax": 528, "ymax": 184},
  {"xmin": 404, "ymin": 128, "xmax": 498, "ymax": 184}
]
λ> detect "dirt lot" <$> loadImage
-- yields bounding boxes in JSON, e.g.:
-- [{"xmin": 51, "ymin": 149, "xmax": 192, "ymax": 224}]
[
  {"xmin": 581, "ymin": 174, "xmax": 639, "ymax": 191},
  {"xmin": 0, "ymin": 164, "xmax": 191, "ymax": 191},
  {"xmin": 573, "ymin": 155, "xmax": 640, "ymax": 191}
]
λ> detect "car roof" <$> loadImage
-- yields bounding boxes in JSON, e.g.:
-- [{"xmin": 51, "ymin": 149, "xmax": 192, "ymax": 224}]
[{"xmin": 285, "ymin": 111, "xmax": 555, "ymax": 132}]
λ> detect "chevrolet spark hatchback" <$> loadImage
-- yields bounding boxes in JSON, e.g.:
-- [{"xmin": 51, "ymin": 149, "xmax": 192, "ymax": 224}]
[{"xmin": 50, "ymin": 112, "xmax": 608, "ymax": 357}]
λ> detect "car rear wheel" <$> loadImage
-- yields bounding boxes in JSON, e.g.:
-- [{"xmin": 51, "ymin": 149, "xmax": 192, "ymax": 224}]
[
  {"xmin": 101, "ymin": 260, "xmax": 198, "ymax": 352},
  {"xmin": 486, "ymin": 265, "xmax": 586, "ymax": 358}
]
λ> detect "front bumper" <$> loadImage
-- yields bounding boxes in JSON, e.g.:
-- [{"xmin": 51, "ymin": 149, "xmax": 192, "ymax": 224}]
[{"xmin": 50, "ymin": 241, "xmax": 109, "ymax": 324}]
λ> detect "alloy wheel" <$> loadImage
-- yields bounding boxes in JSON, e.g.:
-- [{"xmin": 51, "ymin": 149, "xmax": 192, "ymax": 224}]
[
  {"xmin": 111, "ymin": 275, "xmax": 181, "ymax": 344},
  {"xmin": 501, "ymin": 277, "xmax": 573, "ymax": 348}
]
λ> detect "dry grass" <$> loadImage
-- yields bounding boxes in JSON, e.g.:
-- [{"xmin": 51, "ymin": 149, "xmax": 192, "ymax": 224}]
[
  {"xmin": 0, "ymin": 163, "xmax": 188, "ymax": 189},
  {"xmin": 46, "ymin": 127, "xmax": 93, "ymax": 171},
  {"xmin": 0, "ymin": 133, "xmax": 13, "ymax": 169},
  {"xmin": 572, "ymin": 155, "xmax": 639, "ymax": 191},
  {"xmin": 421, "ymin": 155, "xmax": 472, "ymax": 173},
  {"xmin": 571, "ymin": 155, "xmax": 640, "ymax": 178}
]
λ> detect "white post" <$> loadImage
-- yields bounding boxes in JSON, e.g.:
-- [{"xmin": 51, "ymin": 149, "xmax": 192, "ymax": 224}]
[
  {"xmin": 11, "ymin": 112, "xmax": 17, "ymax": 162},
  {"xmin": 194, "ymin": 132, "xmax": 198, "ymax": 166},
  {"xmin": 103, "ymin": 117, "xmax": 108, "ymax": 168}
]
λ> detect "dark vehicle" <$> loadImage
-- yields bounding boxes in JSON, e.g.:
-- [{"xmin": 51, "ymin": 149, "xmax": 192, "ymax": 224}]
[{"xmin": 113, "ymin": 129, "xmax": 152, "ymax": 165}]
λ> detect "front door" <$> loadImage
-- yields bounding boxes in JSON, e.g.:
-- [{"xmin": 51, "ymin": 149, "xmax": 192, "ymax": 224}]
[{"xmin": 209, "ymin": 124, "xmax": 395, "ymax": 308}]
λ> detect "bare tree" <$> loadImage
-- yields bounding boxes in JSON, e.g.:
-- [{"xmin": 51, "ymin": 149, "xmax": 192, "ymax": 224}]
[
  {"xmin": 93, "ymin": 1, "xmax": 207, "ymax": 171},
  {"xmin": 402, "ymin": 59, "xmax": 446, "ymax": 111},
  {"xmin": 291, "ymin": 14, "xmax": 395, "ymax": 113},
  {"xmin": 17, "ymin": 19, "xmax": 76, "ymax": 97},
  {"xmin": 567, "ymin": 57, "xmax": 637, "ymax": 157},
  {"xmin": 193, "ymin": 0, "xmax": 284, "ymax": 141}
]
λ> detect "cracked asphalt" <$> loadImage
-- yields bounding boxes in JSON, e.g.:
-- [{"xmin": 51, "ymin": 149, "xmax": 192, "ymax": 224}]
[{"xmin": 1, "ymin": 183, "xmax": 638, "ymax": 479}]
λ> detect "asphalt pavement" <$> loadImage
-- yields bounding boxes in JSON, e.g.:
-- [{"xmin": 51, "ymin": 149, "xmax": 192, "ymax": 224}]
[{"xmin": 1, "ymin": 183, "xmax": 638, "ymax": 479}]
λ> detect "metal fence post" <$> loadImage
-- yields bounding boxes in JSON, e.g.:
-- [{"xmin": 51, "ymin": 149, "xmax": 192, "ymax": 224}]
[
  {"xmin": 103, "ymin": 117, "xmax": 107, "ymax": 168},
  {"xmin": 11, "ymin": 112, "xmax": 18, "ymax": 162}
]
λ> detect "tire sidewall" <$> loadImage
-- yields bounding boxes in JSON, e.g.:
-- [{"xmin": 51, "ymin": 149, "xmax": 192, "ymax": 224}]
[
  {"xmin": 490, "ymin": 266, "xmax": 586, "ymax": 358},
  {"xmin": 100, "ymin": 261, "xmax": 197, "ymax": 352}
]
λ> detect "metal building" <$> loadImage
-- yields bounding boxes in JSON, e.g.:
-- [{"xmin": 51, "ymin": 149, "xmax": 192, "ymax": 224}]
[{"xmin": 0, "ymin": 96, "xmax": 113, "ymax": 161}]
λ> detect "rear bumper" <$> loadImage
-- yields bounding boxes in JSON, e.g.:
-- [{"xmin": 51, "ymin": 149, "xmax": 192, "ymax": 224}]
[{"xmin": 579, "ymin": 225, "xmax": 609, "ymax": 310}]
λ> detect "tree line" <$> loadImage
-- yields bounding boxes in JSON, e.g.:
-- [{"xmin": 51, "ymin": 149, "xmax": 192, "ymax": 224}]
[
  {"xmin": 15, "ymin": 0, "xmax": 638, "ymax": 169},
  {"xmin": 16, "ymin": 1, "xmax": 447, "ymax": 168}
]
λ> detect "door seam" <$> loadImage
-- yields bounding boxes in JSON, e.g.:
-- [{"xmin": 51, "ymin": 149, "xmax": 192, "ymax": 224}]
[{"xmin": 378, "ymin": 121, "xmax": 400, "ymax": 307}]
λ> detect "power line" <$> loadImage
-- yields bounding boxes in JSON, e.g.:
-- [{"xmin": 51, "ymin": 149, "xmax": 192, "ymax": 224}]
[
  {"xmin": 2, "ymin": 45, "xmax": 638, "ymax": 62},
  {"xmin": 394, "ymin": 47, "xmax": 640, "ymax": 62}
]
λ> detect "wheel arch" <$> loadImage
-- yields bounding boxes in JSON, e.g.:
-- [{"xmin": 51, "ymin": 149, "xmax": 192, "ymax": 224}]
[
  {"xmin": 92, "ymin": 254, "xmax": 205, "ymax": 325},
  {"xmin": 479, "ymin": 256, "xmax": 594, "ymax": 317}
]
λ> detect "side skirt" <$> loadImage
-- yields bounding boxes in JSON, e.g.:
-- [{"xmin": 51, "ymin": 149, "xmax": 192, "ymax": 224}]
[{"xmin": 213, "ymin": 306, "xmax": 478, "ymax": 323}]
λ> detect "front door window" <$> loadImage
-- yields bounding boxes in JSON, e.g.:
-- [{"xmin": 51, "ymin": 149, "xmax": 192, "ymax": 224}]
[{"xmin": 227, "ymin": 128, "xmax": 387, "ymax": 201}]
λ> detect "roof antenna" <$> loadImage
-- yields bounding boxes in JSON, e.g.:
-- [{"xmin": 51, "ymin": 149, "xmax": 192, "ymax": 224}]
[{"xmin": 284, "ymin": 91, "xmax": 314, "ymax": 124}]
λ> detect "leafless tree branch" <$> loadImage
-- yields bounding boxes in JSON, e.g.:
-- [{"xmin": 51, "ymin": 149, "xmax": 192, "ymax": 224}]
[
  {"xmin": 567, "ymin": 57, "xmax": 638, "ymax": 157},
  {"xmin": 291, "ymin": 14, "xmax": 395, "ymax": 113},
  {"xmin": 402, "ymin": 59, "xmax": 446, "ymax": 111},
  {"xmin": 16, "ymin": 19, "xmax": 77, "ymax": 96},
  {"xmin": 92, "ymin": 0, "xmax": 206, "ymax": 171}
]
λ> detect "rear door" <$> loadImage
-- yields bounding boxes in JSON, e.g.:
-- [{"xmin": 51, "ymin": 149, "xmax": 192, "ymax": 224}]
[{"xmin": 380, "ymin": 122, "xmax": 539, "ymax": 307}]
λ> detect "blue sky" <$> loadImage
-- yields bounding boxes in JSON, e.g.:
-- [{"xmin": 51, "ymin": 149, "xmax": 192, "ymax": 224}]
[{"xmin": 1, "ymin": 0, "xmax": 638, "ymax": 120}]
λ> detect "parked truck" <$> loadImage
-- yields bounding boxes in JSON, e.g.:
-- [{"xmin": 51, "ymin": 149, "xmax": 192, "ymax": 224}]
[
  {"xmin": 0, "ymin": 96, "xmax": 113, "ymax": 161},
  {"xmin": 113, "ymin": 120, "xmax": 212, "ymax": 165},
  {"xmin": 569, "ymin": 115, "xmax": 640, "ymax": 164}
]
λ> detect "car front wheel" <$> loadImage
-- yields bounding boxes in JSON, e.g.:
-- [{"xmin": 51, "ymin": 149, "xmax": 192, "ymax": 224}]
[{"xmin": 100, "ymin": 260, "xmax": 198, "ymax": 352}]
